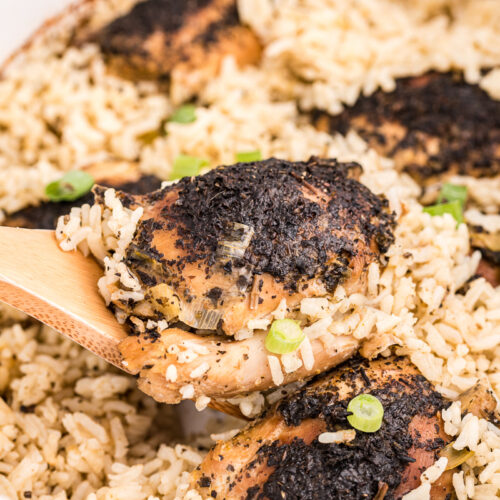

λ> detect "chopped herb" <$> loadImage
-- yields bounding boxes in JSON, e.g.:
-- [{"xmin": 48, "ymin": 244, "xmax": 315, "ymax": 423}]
[
  {"xmin": 423, "ymin": 200, "xmax": 463, "ymax": 225},
  {"xmin": 45, "ymin": 171, "xmax": 94, "ymax": 202},
  {"xmin": 170, "ymin": 155, "xmax": 209, "ymax": 180},
  {"xmin": 438, "ymin": 183, "xmax": 468, "ymax": 207},
  {"xmin": 265, "ymin": 319, "xmax": 305, "ymax": 354},
  {"xmin": 138, "ymin": 129, "xmax": 160, "ymax": 144},
  {"xmin": 235, "ymin": 150, "xmax": 262, "ymax": 163},
  {"xmin": 170, "ymin": 104, "xmax": 196, "ymax": 124},
  {"xmin": 347, "ymin": 394, "xmax": 384, "ymax": 433}
]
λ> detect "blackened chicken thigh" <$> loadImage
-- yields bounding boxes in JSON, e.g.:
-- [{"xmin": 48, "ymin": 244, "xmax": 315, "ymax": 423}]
[
  {"xmin": 115, "ymin": 157, "xmax": 395, "ymax": 402},
  {"xmin": 191, "ymin": 356, "xmax": 455, "ymax": 500}
]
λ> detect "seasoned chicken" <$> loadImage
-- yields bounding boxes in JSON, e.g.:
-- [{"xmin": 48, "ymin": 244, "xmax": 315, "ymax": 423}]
[
  {"xmin": 89, "ymin": 0, "xmax": 261, "ymax": 102},
  {"xmin": 110, "ymin": 157, "xmax": 395, "ymax": 403},
  {"xmin": 112, "ymin": 157, "xmax": 395, "ymax": 336},
  {"xmin": 470, "ymin": 226, "xmax": 500, "ymax": 287},
  {"xmin": 120, "ymin": 326, "xmax": 359, "ymax": 404},
  {"xmin": 315, "ymin": 71, "xmax": 500, "ymax": 286},
  {"xmin": 4, "ymin": 161, "xmax": 161, "ymax": 230},
  {"xmin": 190, "ymin": 356, "xmax": 455, "ymax": 500},
  {"xmin": 315, "ymin": 72, "xmax": 500, "ymax": 186}
]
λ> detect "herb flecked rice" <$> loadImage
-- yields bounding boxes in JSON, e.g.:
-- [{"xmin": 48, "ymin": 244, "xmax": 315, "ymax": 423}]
[{"xmin": 1, "ymin": 0, "xmax": 500, "ymax": 498}]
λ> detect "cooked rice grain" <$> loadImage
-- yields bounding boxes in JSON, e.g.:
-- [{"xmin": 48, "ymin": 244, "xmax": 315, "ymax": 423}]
[
  {"xmin": 0, "ymin": 306, "xmax": 202, "ymax": 499},
  {"xmin": 3, "ymin": 0, "xmax": 500, "ymax": 497}
]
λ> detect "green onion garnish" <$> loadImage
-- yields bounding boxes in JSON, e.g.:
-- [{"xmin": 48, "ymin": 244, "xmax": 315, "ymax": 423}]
[
  {"xmin": 169, "ymin": 104, "xmax": 196, "ymax": 124},
  {"xmin": 423, "ymin": 200, "xmax": 463, "ymax": 225},
  {"xmin": 170, "ymin": 155, "xmax": 209, "ymax": 180},
  {"xmin": 45, "ymin": 171, "xmax": 94, "ymax": 202},
  {"xmin": 423, "ymin": 183, "xmax": 467, "ymax": 226},
  {"xmin": 347, "ymin": 394, "xmax": 384, "ymax": 433},
  {"xmin": 235, "ymin": 150, "xmax": 262, "ymax": 163},
  {"xmin": 265, "ymin": 319, "xmax": 305, "ymax": 354},
  {"xmin": 437, "ymin": 183, "xmax": 467, "ymax": 207}
]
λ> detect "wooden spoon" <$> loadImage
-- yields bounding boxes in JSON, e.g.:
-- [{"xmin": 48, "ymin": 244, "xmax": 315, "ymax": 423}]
[{"xmin": 0, "ymin": 226, "xmax": 243, "ymax": 418}]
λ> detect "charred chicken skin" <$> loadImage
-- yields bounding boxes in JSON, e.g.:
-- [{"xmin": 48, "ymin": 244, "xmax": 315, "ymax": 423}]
[
  {"xmin": 113, "ymin": 157, "xmax": 395, "ymax": 403},
  {"xmin": 315, "ymin": 71, "xmax": 500, "ymax": 186},
  {"xmin": 315, "ymin": 71, "xmax": 500, "ymax": 287},
  {"xmin": 90, "ymin": 0, "xmax": 261, "ymax": 100},
  {"xmin": 190, "ymin": 356, "xmax": 454, "ymax": 500}
]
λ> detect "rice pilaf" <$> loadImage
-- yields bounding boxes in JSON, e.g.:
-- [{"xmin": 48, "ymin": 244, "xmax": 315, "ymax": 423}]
[{"xmin": 2, "ymin": 0, "xmax": 500, "ymax": 498}]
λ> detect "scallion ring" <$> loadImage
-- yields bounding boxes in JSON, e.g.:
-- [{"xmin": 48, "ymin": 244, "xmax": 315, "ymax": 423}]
[
  {"xmin": 265, "ymin": 319, "xmax": 305, "ymax": 354},
  {"xmin": 169, "ymin": 104, "xmax": 196, "ymax": 124},
  {"xmin": 423, "ymin": 200, "xmax": 463, "ymax": 225},
  {"xmin": 45, "ymin": 171, "xmax": 94, "ymax": 202},
  {"xmin": 235, "ymin": 150, "xmax": 262, "ymax": 163},
  {"xmin": 347, "ymin": 394, "xmax": 384, "ymax": 433},
  {"xmin": 170, "ymin": 155, "xmax": 209, "ymax": 180}
]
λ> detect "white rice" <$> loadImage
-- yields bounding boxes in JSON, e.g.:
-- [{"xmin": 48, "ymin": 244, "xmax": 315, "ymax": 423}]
[
  {"xmin": 267, "ymin": 355, "xmax": 284, "ymax": 386},
  {"xmin": 317, "ymin": 429, "xmax": 356, "ymax": 444},
  {"xmin": 0, "ymin": 304, "xmax": 202, "ymax": 499},
  {"xmin": 179, "ymin": 385, "xmax": 195, "ymax": 401},
  {"xmin": 402, "ymin": 457, "xmax": 448, "ymax": 499},
  {"xmin": 1, "ymin": 0, "xmax": 500, "ymax": 497},
  {"xmin": 164, "ymin": 366, "xmax": 178, "ymax": 385},
  {"xmin": 239, "ymin": 0, "xmax": 500, "ymax": 114},
  {"xmin": 441, "ymin": 401, "xmax": 500, "ymax": 499}
]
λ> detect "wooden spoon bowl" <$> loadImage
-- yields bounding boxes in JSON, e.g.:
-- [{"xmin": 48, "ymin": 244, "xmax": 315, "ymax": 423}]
[{"xmin": 0, "ymin": 226, "xmax": 242, "ymax": 418}]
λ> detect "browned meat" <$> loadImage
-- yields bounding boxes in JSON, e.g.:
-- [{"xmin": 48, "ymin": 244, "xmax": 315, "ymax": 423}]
[
  {"xmin": 3, "ymin": 161, "xmax": 162, "ymax": 230},
  {"xmin": 458, "ymin": 379, "xmax": 500, "ymax": 425},
  {"xmin": 113, "ymin": 157, "xmax": 395, "ymax": 402},
  {"xmin": 119, "ymin": 326, "xmax": 359, "ymax": 404},
  {"xmin": 470, "ymin": 225, "xmax": 500, "ymax": 286},
  {"xmin": 111, "ymin": 157, "xmax": 395, "ymax": 336},
  {"xmin": 89, "ymin": 0, "xmax": 261, "ymax": 100},
  {"xmin": 315, "ymin": 71, "xmax": 500, "ymax": 287},
  {"xmin": 475, "ymin": 255, "xmax": 500, "ymax": 288},
  {"xmin": 190, "ymin": 356, "xmax": 454, "ymax": 500},
  {"xmin": 315, "ymin": 71, "xmax": 500, "ymax": 186}
]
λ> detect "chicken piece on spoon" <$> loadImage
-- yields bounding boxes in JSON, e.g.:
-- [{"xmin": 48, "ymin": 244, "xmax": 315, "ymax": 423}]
[
  {"xmin": 190, "ymin": 356, "xmax": 457, "ymax": 500},
  {"xmin": 86, "ymin": 157, "xmax": 395, "ymax": 403}
]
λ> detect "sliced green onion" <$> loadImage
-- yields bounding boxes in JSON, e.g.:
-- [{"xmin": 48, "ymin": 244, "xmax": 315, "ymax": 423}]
[
  {"xmin": 439, "ymin": 442, "xmax": 475, "ymax": 470},
  {"xmin": 347, "ymin": 394, "xmax": 384, "ymax": 433},
  {"xmin": 217, "ymin": 223, "xmax": 254, "ymax": 261},
  {"xmin": 423, "ymin": 200, "xmax": 463, "ymax": 225},
  {"xmin": 265, "ymin": 319, "xmax": 305, "ymax": 354},
  {"xmin": 170, "ymin": 155, "xmax": 209, "ymax": 180},
  {"xmin": 235, "ymin": 150, "xmax": 262, "ymax": 163},
  {"xmin": 45, "ymin": 171, "xmax": 94, "ymax": 202},
  {"xmin": 138, "ymin": 129, "xmax": 160, "ymax": 144},
  {"xmin": 438, "ymin": 183, "xmax": 468, "ymax": 207},
  {"xmin": 169, "ymin": 104, "xmax": 196, "ymax": 124}
]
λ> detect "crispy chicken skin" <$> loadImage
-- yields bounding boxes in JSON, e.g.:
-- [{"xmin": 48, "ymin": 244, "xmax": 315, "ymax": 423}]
[
  {"xmin": 3, "ymin": 161, "xmax": 161, "ymax": 230},
  {"xmin": 90, "ymin": 0, "xmax": 261, "ymax": 101},
  {"xmin": 109, "ymin": 157, "xmax": 395, "ymax": 335},
  {"xmin": 315, "ymin": 71, "xmax": 500, "ymax": 286},
  {"xmin": 114, "ymin": 157, "xmax": 395, "ymax": 402},
  {"xmin": 190, "ymin": 357, "xmax": 454, "ymax": 500},
  {"xmin": 315, "ymin": 72, "xmax": 500, "ymax": 186}
]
